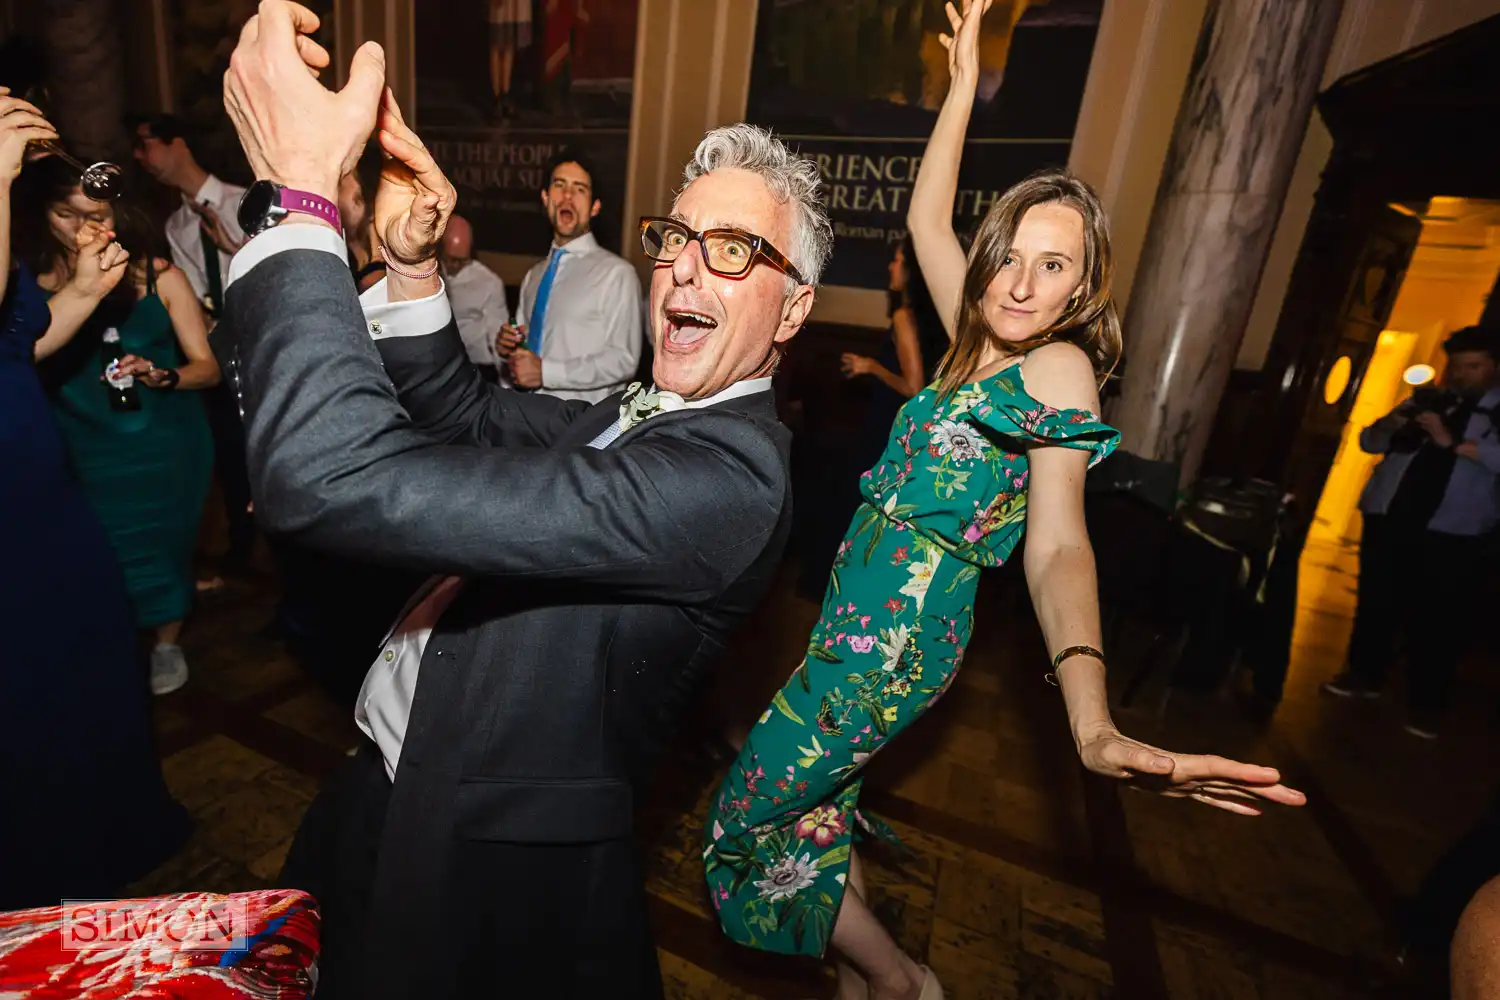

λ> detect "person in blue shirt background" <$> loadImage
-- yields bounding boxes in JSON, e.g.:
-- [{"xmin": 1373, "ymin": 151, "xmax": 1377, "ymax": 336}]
[{"xmin": 1324, "ymin": 325, "xmax": 1500, "ymax": 737}]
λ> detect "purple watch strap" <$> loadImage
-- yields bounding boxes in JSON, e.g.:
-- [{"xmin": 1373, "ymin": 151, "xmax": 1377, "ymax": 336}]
[{"xmin": 277, "ymin": 187, "xmax": 342, "ymax": 232}]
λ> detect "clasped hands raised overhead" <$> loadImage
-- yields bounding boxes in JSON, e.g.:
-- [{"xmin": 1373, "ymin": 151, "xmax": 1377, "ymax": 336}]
[{"xmin": 223, "ymin": 0, "xmax": 455, "ymax": 268}]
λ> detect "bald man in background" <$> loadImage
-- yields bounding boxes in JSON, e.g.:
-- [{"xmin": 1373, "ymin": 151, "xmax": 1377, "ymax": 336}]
[{"xmin": 439, "ymin": 215, "xmax": 509, "ymax": 375}]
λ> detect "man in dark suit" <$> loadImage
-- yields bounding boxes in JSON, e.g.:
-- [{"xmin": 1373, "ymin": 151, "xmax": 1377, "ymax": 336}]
[{"xmin": 218, "ymin": 4, "xmax": 832, "ymax": 997}]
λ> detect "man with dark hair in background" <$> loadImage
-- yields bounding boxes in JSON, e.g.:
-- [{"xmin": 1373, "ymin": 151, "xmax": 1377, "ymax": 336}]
[
  {"xmin": 132, "ymin": 113, "xmax": 256, "ymax": 578},
  {"xmin": 1323, "ymin": 325, "xmax": 1500, "ymax": 737},
  {"xmin": 132, "ymin": 114, "xmax": 247, "ymax": 314},
  {"xmin": 497, "ymin": 146, "xmax": 641, "ymax": 402}
]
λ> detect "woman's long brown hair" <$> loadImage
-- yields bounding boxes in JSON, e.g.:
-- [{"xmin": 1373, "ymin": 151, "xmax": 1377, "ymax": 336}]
[{"xmin": 934, "ymin": 169, "xmax": 1122, "ymax": 396}]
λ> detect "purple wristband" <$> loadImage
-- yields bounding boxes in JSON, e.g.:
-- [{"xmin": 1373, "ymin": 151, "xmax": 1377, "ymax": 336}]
[{"xmin": 277, "ymin": 188, "xmax": 342, "ymax": 231}]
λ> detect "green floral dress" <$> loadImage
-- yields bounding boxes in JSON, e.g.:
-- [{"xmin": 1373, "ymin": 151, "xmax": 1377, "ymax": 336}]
[{"xmin": 703, "ymin": 365, "xmax": 1119, "ymax": 956}]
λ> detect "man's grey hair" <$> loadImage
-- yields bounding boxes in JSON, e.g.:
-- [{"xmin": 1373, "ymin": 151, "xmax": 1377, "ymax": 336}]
[{"xmin": 679, "ymin": 123, "xmax": 833, "ymax": 288}]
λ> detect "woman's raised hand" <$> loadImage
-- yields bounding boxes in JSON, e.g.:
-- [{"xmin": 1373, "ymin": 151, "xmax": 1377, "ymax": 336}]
[
  {"xmin": 940, "ymin": 0, "xmax": 993, "ymax": 86},
  {"xmin": 373, "ymin": 86, "xmax": 456, "ymax": 267},
  {"xmin": 71, "ymin": 222, "xmax": 130, "ymax": 300},
  {"xmin": 0, "ymin": 87, "xmax": 58, "ymax": 188}
]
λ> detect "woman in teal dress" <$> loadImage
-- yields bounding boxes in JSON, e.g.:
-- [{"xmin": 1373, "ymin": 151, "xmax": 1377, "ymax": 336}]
[
  {"xmin": 19, "ymin": 155, "xmax": 219, "ymax": 697},
  {"xmin": 704, "ymin": 4, "xmax": 1306, "ymax": 998}
]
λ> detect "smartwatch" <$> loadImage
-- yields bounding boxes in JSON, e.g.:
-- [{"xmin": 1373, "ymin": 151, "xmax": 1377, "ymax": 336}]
[{"xmin": 237, "ymin": 180, "xmax": 343, "ymax": 238}]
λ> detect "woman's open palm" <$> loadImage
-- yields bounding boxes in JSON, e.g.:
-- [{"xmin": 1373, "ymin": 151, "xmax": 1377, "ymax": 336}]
[{"xmin": 1077, "ymin": 726, "xmax": 1307, "ymax": 816}]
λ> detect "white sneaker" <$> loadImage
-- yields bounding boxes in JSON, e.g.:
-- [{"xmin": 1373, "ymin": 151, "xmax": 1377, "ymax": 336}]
[{"xmin": 150, "ymin": 643, "xmax": 189, "ymax": 695}]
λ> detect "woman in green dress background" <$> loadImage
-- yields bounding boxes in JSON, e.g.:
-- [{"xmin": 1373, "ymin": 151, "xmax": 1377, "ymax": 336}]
[
  {"xmin": 19, "ymin": 155, "xmax": 219, "ymax": 697},
  {"xmin": 703, "ymin": 4, "xmax": 1307, "ymax": 998}
]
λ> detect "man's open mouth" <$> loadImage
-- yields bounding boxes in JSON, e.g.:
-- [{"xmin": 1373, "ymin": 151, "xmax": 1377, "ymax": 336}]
[{"xmin": 663, "ymin": 308, "xmax": 719, "ymax": 348}]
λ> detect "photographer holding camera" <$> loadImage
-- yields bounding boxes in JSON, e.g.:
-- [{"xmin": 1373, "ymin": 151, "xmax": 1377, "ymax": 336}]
[{"xmin": 1324, "ymin": 326, "xmax": 1500, "ymax": 737}]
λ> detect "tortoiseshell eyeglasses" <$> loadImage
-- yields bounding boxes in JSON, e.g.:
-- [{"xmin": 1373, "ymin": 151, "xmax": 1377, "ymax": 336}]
[{"xmin": 639, "ymin": 217, "xmax": 806, "ymax": 285}]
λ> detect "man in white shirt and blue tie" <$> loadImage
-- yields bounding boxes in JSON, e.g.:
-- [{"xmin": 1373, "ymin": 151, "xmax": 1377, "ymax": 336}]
[{"xmin": 498, "ymin": 148, "xmax": 643, "ymax": 402}]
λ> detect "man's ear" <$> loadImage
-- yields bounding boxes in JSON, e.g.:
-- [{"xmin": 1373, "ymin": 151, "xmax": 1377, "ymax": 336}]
[
  {"xmin": 590, "ymin": 199, "xmax": 602, "ymax": 219},
  {"xmin": 774, "ymin": 284, "xmax": 816, "ymax": 344}
]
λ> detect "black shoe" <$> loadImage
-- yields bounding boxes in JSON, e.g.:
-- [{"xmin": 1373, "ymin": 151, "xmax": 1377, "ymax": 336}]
[{"xmin": 1322, "ymin": 671, "xmax": 1382, "ymax": 698}]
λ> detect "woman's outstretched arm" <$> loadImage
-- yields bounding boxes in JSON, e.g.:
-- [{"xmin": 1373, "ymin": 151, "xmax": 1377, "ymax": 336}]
[
  {"xmin": 1020, "ymin": 342, "xmax": 1307, "ymax": 816},
  {"xmin": 907, "ymin": 0, "xmax": 990, "ymax": 341}
]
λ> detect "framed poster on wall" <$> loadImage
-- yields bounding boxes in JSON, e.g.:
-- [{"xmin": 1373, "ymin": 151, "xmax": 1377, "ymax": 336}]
[
  {"xmin": 748, "ymin": 0, "xmax": 1102, "ymax": 290},
  {"xmin": 415, "ymin": 0, "xmax": 639, "ymax": 256}
]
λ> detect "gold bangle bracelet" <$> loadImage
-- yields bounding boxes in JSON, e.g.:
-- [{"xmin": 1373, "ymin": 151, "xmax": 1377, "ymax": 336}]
[{"xmin": 1044, "ymin": 644, "xmax": 1106, "ymax": 686}]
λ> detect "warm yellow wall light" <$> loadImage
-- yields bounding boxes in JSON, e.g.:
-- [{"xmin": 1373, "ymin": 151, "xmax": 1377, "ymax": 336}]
[
  {"xmin": 1323, "ymin": 355, "xmax": 1352, "ymax": 405},
  {"xmin": 1404, "ymin": 364, "xmax": 1436, "ymax": 386}
]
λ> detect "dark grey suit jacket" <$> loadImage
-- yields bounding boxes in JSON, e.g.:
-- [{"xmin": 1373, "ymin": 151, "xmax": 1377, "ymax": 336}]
[{"xmin": 225, "ymin": 249, "xmax": 792, "ymax": 998}]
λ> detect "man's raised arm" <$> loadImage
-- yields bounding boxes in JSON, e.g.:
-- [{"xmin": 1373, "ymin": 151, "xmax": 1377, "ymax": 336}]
[
  {"xmin": 359, "ymin": 273, "xmax": 586, "ymax": 448},
  {"xmin": 221, "ymin": 1, "xmax": 786, "ymax": 597}
]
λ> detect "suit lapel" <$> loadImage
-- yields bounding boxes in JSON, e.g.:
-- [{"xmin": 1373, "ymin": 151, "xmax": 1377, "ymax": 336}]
[{"xmin": 557, "ymin": 392, "xmax": 628, "ymax": 448}]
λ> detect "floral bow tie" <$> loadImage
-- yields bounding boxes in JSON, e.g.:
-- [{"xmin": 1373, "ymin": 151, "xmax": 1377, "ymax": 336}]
[{"xmin": 618, "ymin": 382, "xmax": 688, "ymax": 432}]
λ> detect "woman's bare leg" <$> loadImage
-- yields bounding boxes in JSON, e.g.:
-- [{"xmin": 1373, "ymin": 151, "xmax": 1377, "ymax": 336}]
[
  {"xmin": 829, "ymin": 849, "xmax": 924, "ymax": 1000},
  {"xmin": 833, "ymin": 849, "xmax": 873, "ymax": 1000}
]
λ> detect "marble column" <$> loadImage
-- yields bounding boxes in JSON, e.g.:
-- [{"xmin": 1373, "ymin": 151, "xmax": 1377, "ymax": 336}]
[
  {"xmin": 42, "ymin": 0, "xmax": 129, "ymax": 162},
  {"xmin": 1108, "ymin": 0, "xmax": 1342, "ymax": 486}
]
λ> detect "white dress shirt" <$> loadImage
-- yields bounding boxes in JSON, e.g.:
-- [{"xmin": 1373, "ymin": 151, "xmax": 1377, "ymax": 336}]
[
  {"xmin": 227, "ymin": 223, "xmax": 771, "ymax": 781},
  {"xmin": 516, "ymin": 231, "xmax": 643, "ymax": 403},
  {"xmin": 443, "ymin": 258, "xmax": 509, "ymax": 367},
  {"xmin": 166, "ymin": 174, "xmax": 247, "ymax": 307}
]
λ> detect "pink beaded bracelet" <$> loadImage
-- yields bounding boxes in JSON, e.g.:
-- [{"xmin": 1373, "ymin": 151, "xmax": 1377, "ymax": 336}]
[{"xmin": 378, "ymin": 245, "xmax": 439, "ymax": 279}]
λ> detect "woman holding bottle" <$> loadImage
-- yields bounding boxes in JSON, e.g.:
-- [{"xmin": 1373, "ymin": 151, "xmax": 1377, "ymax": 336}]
[{"xmin": 18, "ymin": 153, "xmax": 219, "ymax": 697}]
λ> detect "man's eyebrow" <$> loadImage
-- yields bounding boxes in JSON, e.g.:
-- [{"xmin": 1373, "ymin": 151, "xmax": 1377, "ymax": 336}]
[{"xmin": 700, "ymin": 218, "xmax": 759, "ymax": 233}]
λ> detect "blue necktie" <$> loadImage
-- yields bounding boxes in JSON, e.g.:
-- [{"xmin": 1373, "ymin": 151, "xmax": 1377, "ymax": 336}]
[{"xmin": 527, "ymin": 247, "xmax": 566, "ymax": 354}]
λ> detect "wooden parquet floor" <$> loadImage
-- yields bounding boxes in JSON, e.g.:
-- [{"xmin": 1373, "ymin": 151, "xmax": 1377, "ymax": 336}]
[{"xmin": 127, "ymin": 540, "xmax": 1500, "ymax": 998}]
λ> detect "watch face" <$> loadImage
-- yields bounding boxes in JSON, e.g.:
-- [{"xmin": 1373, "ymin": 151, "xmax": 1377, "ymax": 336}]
[{"xmin": 238, "ymin": 180, "xmax": 281, "ymax": 235}]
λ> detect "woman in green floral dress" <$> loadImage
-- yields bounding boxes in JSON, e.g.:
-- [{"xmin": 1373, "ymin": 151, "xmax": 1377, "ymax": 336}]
[{"xmin": 703, "ymin": 4, "xmax": 1306, "ymax": 999}]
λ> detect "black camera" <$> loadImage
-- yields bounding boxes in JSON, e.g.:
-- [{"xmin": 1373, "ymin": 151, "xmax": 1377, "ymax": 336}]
[
  {"xmin": 1409, "ymin": 385, "xmax": 1461, "ymax": 414},
  {"xmin": 1389, "ymin": 385, "xmax": 1464, "ymax": 452}
]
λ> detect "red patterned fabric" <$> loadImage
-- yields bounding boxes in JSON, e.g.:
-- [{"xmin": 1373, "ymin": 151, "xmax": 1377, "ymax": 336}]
[{"xmin": 0, "ymin": 890, "xmax": 319, "ymax": 998}]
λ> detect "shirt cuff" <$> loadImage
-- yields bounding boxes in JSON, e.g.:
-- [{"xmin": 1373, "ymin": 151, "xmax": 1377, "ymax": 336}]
[
  {"xmin": 226, "ymin": 223, "xmax": 347, "ymax": 288},
  {"xmin": 358, "ymin": 276, "xmax": 454, "ymax": 340}
]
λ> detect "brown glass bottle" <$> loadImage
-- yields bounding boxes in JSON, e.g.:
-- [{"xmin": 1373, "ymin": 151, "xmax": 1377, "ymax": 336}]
[{"xmin": 102, "ymin": 328, "xmax": 141, "ymax": 412}]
